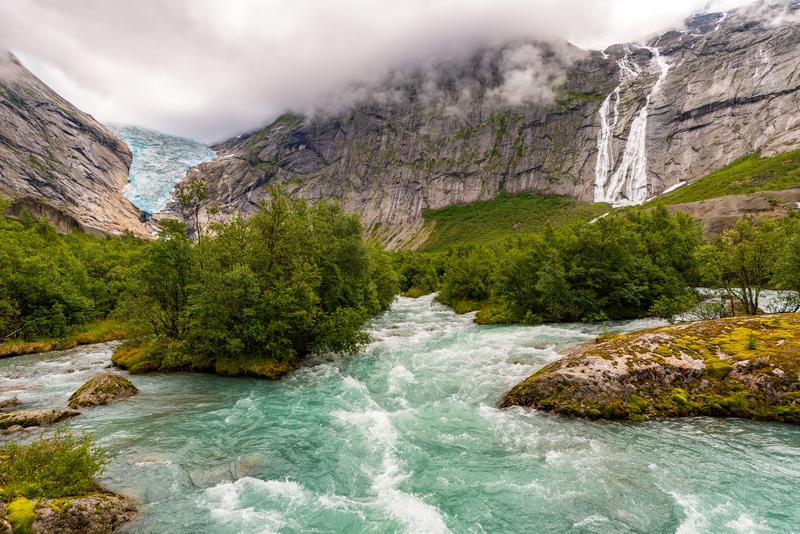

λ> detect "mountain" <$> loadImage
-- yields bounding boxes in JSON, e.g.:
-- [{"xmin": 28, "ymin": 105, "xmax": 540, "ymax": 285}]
[
  {"xmin": 0, "ymin": 51, "xmax": 147, "ymax": 236},
  {"xmin": 188, "ymin": 0, "xmax": 800, "ymax": 248}
]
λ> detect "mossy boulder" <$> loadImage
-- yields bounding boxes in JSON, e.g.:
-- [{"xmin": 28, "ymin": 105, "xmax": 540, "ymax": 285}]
[
  {"xmin": 68, "ymin": 374, "xmax": 138, "ymax": 409},
  {"xmin": 0, "ymin": 409, "xmax": 79, "ymax": 429},
  {"xmin": 32, "ymin": 493, "xmax": 136, "ymax": 533},
  {"xmin": 501, "ymin": 313, "xmax": 800, "ymax": 423}
]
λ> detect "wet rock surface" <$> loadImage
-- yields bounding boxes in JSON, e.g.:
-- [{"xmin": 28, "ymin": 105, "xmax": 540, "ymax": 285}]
[
  {"xmin": 501, "ymin": 313, "xmax": 800, "ymax": 423},
  {"xmin": 68, "ymin": 373, "xmax": 138, "ymax": 409},
  {"xmin": 0, "ymin": 409, "xmax": 79, "ymax": 429}
]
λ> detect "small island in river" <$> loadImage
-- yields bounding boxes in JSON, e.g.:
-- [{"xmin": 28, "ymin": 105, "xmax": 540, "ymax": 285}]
[{"xmin": 501, "ymin": 313, "xmax": 800, "ymax": 423}]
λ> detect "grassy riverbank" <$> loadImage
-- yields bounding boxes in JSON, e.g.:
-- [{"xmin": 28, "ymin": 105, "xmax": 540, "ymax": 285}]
[{"xmin": 0, "ymin": 318, "xmax": 133, "ymax": 359}]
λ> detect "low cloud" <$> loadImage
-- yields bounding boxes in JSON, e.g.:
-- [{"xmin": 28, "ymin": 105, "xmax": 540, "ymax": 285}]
[{"xmin": 0, "ymin": 0, "xmax": 758, "ymax": 143}]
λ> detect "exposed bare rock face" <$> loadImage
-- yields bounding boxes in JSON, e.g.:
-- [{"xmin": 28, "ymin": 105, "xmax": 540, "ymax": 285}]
[
  {"xmin": 667, "ymin": 187, "xmax": 800, "ymax": 237},
  {"xmin": 0, "ymin": 51, "xmax": 148, "ymax": 236},
  {"xmin": 189, "ymin": 1, "xmax": 800, "ymax": 247}
]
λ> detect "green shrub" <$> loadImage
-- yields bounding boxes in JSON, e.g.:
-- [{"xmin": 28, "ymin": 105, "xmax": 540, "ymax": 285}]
[{"xmin": 0, "ymin": 430, "xmax": 108, "ymax": 501}]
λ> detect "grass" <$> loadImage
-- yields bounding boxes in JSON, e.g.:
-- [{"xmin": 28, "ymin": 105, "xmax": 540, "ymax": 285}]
[
  {"xmin": 420, "ymin": 192, "xmax": 609, "ymax": 250},
  {"xmin": 0, "ymin": 430, "xmax": 107, "ymax": 502},
  {"xmin": 648, "ymin": 148, "xmax": 800, "ymax": 207},
  {"xmin": 0, "ymin": 318, "xmax": 134, "ymax": 359}
]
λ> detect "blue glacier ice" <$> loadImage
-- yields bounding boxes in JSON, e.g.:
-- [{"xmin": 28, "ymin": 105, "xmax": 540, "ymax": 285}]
[{"xmin": 110, "ymin": 125, "xmax": 216, "ymax": 215}]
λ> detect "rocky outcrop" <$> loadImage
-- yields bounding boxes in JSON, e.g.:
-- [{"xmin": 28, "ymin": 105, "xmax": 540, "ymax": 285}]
[
  {"xmin": 31, "ymin": 494, "xmax": 137, "ymax": 534},
  {"xmin": 0, "ymin": 51, "xmax": 148, "ymax": 237},
  {"xmin": 189, "ymin": 0, "xmax": 800, "ymax": 247},
  {"xmin": 501, "ymin": 313, "xmax": 800, "ymax": 423},
  {"xmin": 667, "ymin": 187, "xmax": 800, "ymax": 236},
  {"xmin": 68, "ymin": 373, "xmax": 137, "ymax": 409},
  {"xmin": 0, "ymin": 408, "xmax": 79, "ymax": 429}
]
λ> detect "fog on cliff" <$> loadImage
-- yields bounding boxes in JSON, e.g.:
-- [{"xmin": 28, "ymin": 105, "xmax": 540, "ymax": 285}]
[{"xmin": 0, "ymin": 0, "xmax": 757, "ymax": 142}]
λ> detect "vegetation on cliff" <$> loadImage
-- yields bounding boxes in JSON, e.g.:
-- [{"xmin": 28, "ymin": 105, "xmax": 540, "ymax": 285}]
[
  {"xmin": 501, "ymin": 313, "xmax": 800, "ymax": 423},
  {"xmin": 420, "ymin": 193, "xmax": 609, "ymax": 250},
  {"xmin": 648, "ymin": 148, "xmax": 800, "ymax": 207}
]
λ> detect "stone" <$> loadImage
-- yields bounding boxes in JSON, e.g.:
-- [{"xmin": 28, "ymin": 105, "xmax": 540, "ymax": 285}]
[
  {"xmin": 0, "ymin": 409, "xmax": 79, "ymax": 429},
  {"xmin": 32, "ymin": 494, "xmax": 137, "ymax": 534},
  {"xmin": 501, "ymin": 312, "xmax": 800, "ymax": 423},
  {"xmin": 68, "ymin": 374, "xmax": 138, "ymax": 409},
  {"xmin": 0, "ymin": 396, "xmax": 22, "ymax": 411}
]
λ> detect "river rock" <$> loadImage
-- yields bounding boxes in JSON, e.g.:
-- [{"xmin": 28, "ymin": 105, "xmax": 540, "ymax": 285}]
[
  {"xmin": 0, "ymin": 397, "xmax": 22, "ymax": 411},
  {"xmin": 32, "ymin": 494, "xmax": 137, "ymax": 534},
  {"xmin": 501, "ymin": 313, "xmax": 800, "ymax": 423},
  {"xmin": 0, "ymin": 409, "xmax": 79, "ymax": 429},
  {"xmin": 68, "ymin": 374, "xmax": 138, "ymax": 409}
]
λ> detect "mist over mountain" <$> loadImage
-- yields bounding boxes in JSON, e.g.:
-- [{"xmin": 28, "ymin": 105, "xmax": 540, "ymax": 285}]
[{"xmin": 0, "ymin": 0, "xmax": 755, "ymax": 142}]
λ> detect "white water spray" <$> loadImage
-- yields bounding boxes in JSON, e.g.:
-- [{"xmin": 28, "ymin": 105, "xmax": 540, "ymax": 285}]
[{"xmin": 594, "ymin": 46, "xmax": 670, "ymax": 206}]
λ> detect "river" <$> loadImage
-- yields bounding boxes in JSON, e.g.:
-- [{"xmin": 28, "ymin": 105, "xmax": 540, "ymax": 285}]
[{"xmin": 1, "ymin": 295, "xmax": 798, "ymax": 533}]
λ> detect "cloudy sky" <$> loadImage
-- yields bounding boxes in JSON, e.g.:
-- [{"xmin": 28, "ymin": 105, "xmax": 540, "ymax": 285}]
[{"xmin": 0, "ymin": 0, "xmax": 755, "ymax": 143}]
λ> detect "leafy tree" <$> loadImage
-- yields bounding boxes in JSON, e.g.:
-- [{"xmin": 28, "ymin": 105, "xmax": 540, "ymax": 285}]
[
  {"xmin": 128, "ymin": 220, "xmax": 193, "ymax": 338},
  {"xmin": 695, "ymin": 217, "xmax": 779, "ymax": 315},
  {"xmin": 174, "ymin": 177, "xmax": 209, "ymax": 239}
]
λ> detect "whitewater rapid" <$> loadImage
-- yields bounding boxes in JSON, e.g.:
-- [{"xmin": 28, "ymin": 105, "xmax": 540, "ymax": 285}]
[{"xmin": 1, "ymin": 296, "xmax": 799, "ymax": 533}]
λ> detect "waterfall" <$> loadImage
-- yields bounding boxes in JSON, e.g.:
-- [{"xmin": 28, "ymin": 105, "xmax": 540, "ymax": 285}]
[{"xmin": 594, "ymin": 46, "xmax": 670, "ymax": 206}]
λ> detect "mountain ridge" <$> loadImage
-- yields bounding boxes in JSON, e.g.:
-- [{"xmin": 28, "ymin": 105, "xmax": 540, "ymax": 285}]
[
  {"xmin": 186, "ymin": 0, "xmax": 800, "ymax": 247},
  {"xmin": 0, "ymin": 51, "xmax": 148, "ymax": 236}
]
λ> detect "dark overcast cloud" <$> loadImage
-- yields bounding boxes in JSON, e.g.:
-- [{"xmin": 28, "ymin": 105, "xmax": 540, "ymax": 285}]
[{"xmin": 0, "ymin": 0, "xmax": 754, "ymax": 142}]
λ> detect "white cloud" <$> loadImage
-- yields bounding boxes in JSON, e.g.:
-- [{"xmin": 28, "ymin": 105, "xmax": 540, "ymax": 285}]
[{"xmin": 0, "ymin": 0, "xmax": 759, "ymax": 142}]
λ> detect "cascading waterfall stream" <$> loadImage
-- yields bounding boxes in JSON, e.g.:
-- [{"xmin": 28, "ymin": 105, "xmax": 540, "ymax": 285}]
[{"xmin": 594, "ymin": 46, "xmax": 670, "ymax": 206}]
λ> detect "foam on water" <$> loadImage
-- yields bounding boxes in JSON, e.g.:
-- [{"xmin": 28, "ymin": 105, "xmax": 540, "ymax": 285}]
[{"xmin": 2, "ymin": 296, "xmax": 799, "ymax": 533}]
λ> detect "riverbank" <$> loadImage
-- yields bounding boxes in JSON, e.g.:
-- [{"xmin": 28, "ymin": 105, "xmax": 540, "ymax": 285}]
[
  {"xmin": 501, "ymin": 312, "xmax": 800, "ymax": 423},
  {"xmin": 1, "ymin": 296, "xmax": 799, "ymax": 531},
  {"xmin": 0, "ymin": 319, "xmax": 132, "ymax": 359}
]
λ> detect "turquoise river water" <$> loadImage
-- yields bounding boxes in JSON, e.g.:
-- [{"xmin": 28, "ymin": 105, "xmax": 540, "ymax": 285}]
[{"xmin": 1, "ymin": 295, "xmax": 799, "ymax": 533}]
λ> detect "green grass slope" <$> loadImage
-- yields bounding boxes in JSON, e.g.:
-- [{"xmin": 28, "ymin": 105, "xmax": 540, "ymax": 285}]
[
  {"xmin": 649, "ymin": 148, "xmax": 800, "ymax": 207},
  {"xmin": 420, "ymin": 192, "xmax": 609, "ymax": 250}
]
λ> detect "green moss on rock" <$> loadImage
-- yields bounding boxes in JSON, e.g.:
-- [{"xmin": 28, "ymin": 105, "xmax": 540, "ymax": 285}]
[
  {"xmin": 501, "ymin": 313, "xmax": 800, "ymax": 423},
  {"xmin": 68, "ymin": 374, "xmax": 138, "ymax": 409}
]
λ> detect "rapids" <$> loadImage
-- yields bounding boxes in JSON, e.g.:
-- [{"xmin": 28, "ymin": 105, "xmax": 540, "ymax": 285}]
[{"xmin": 1, "ymin": 295, "xmax": 799, "ymax": 533}]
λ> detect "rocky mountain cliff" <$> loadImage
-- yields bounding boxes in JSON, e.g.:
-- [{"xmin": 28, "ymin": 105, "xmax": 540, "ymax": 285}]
[
  {"xmin": 0, "ymin": 51, "xmax": 147, "ymax": 236},
  {"xmin": 189, "ymin": 0, "xmax": 800, "ymax": 247}
]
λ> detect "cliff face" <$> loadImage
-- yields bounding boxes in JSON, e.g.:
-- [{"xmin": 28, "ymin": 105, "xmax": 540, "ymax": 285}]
[
  {"xmin": 0, "ymin": 51, "xmax": 148, "ymax": 236},
  {"xmin": 188, "ymin": 1, "xmax": 800, "ymax": 246}
]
